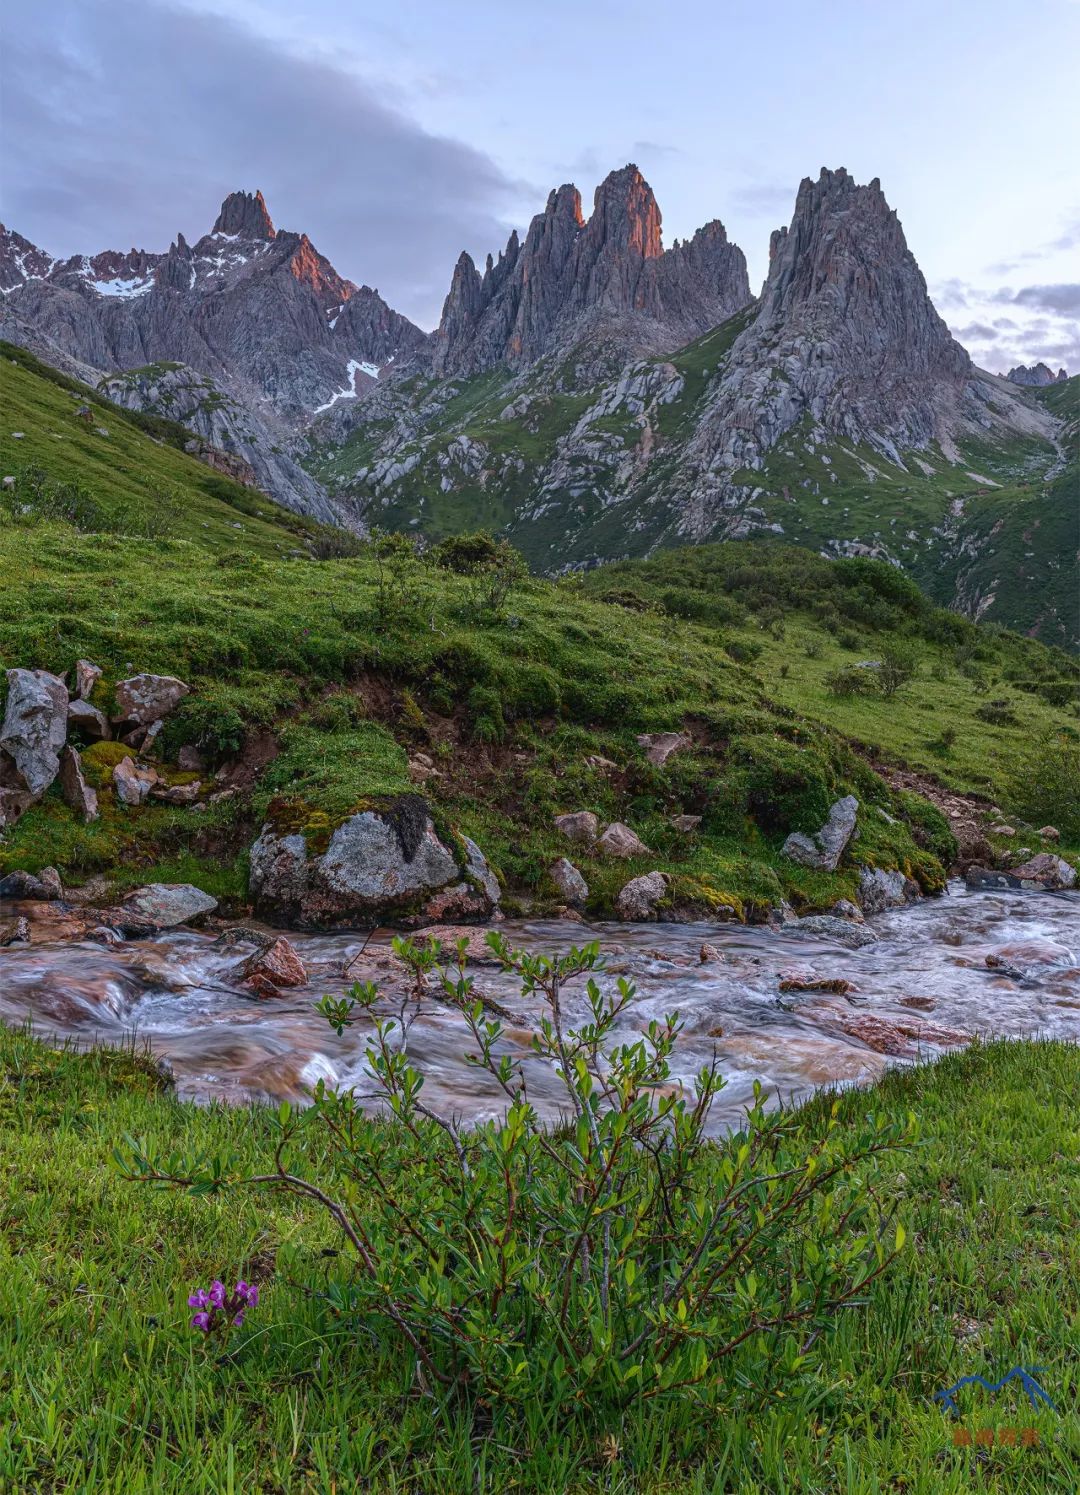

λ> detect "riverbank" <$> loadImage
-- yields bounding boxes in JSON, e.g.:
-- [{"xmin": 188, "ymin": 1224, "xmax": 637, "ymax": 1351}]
[{"xmin": 1, "ymin": 1030, "xmax": 1077, "ymax": 1491}]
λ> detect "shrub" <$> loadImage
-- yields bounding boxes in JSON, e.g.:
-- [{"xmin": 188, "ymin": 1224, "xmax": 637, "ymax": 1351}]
[
  {"xmin": 878, "ymin": 642, "xmax": 919, "ymax": 698},
  {"xmin": 825, "ymin": 666, "xmax": 879, "ymax": 698},
  {"xmin": 120, "ymin": 935, "xmax": 909, "ymax": 1426},
  {"xmin": 1002, "ymin": 731, "xmax": 1080, "ymax": 842},
  {"xmin": 723, "ymin": 733, "xmax": 837, "ymax": 836},
  {"xmin": 976, "ymin": 699, "xmax": 1018, "ymax": 727}
]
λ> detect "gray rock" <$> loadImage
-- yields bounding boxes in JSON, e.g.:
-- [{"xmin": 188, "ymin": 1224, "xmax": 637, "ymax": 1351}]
[
  {"xmin": 114, "ymin": 674, "xmax": 190, "ymax": 727},
  {"xmin": 791, "ymin": 914, "xmax": 879, "ymax": 949},
  {"xmin": 857, "ymin": 866, "xmax": 920, "ymax": 914},
  {"xmin": 59, "ymin": 746, "xmax": 99, "ymax": 823},
  {"xmin": 550, "ymin": 856, "xmax": 588, "ymax": 906},
  {"xmin": 0, "ymin": 668, "xmax": 68, "ymax": 795},
  {"xmin": 0, "ymin": 785, "xmax": 33, "ymax": 828},
  {"xmin": 671, "ymin": 814, "xmax": 702, "ymax": 832},
  {"xmin": 829, "ymin": 898, "xmax": 865, "ymax": 922},
  {"xmin": 150, "ymin": 780, "xmax": 202, "ymax": 805},
  {"xmin": 596, "ymin": 821, "xmax": 651, "ymax": 858},
  {"xmin": 0, "ymin": 869, "xmax": 58, "ymax": 900},
  {"xmin": 112, "ymin": 756, "xmax": 158, "ymax": 806},
  {"xmin": 637, "ymin": 731, "xmax": 691, "ymax": 766},
  {"xmin": 554, "ymin": 810, "xmax": 600, "ymax": 846},
  {"xmin": 968, "ymin": 853, "xmax": 1076, "ymax": 892},
  {"xmin": 116, "ymin": 883, "xmax": 218, "ymax": 930},
  {"xmin": 615, "ymin": 871, "xmax": 669, "ymax": 920},
  {"xmin": 67, "ymin": 697, "xmax": 110, "ymax": 740},
  {"xmin": 782, "ymin": 796, "xmax": 859, "ymax": 872},
  {"xmin": 1039, "ymin": 826, "xmax": 1061, "ymax": 842},
  {"xmin": 249, "ymin": 803, "xmax": 499, "ymax": 926}
]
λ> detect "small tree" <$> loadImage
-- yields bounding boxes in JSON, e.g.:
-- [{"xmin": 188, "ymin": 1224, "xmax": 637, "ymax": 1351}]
[
  {"xmin": 878, "ymin": 642, "xmax": 919, "ymax": 698},
  {"xmin": 119, "ymin": 935, "xmax": 909, "ymax": 1423}
]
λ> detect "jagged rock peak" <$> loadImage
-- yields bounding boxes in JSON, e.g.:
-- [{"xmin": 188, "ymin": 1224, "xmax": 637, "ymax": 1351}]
[
  {"xmin": 1006, "ymin": 362, "xmax": 1068, "ymax": 386},
  {"xmin": 434, "ymin": 163, "xmax": 751, "ymax": 376},
  {"xmin": 759, "ymin": 166, "xmax": 970, "ymax": 382},
  {"xmin": 213, "ymin": 190, "xmax": 276, "ymax": 240}
]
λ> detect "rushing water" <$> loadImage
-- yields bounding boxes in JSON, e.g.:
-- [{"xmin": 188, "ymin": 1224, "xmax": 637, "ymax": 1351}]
[{"xmin": 2, "ymin": 882, "xmax": 1078, "ymax": 1130}]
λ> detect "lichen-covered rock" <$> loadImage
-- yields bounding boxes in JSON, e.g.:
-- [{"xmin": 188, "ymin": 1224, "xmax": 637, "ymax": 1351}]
[
  {"xmin": 615, "ymin": 871, "xmax": 668, "ymax": 920},
  {"xmin": 0, "ymin": 668, "xmax": 68, "ymax": 795},
  {"xmin": 597, "ymin": 821, "xmax": 651, "ymax": 858},
  {"xmin": 0, "ymin": 868, "xmax": 60, "ymax": 900},
  {"xmin": 782, "ymin": 796, "xmax": 858, "ymax": 872},
  {"xmin": 550, "ymin": 856, "xmax": 589, "ymax": 906},
  {"xmin": 553, "ymin": 810, "xmax": 600, "ymax": 846},
  {"xmin": 114, "ymin": 674, "xmax": 190, "ymax": 727},
  {"xmin": 791, "ymin": 914, "xmax": 879, "ymax": 949},
  {"xmin": 0, "ymin": 785, "xmax": 34, "ymax": 828},
  {"xmin": 249, "ymin": 803, "xmax": 500, "ymax": 927},
  {"xmin": 967, "ymin": 855, "xmax": 1077, "ymax": 893}
]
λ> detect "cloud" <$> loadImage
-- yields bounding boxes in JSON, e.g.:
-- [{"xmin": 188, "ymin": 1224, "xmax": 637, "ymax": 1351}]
[
  {"xmin": 999, "ymin": 283, "xmax": 1080, "ymax": 315},
  {"xmin": 631, "ymin": 141, "xmax": 683, "ymax": 160},
  {"xmin": 728, "ymin": 183, "xmax": 796, "ymax": 216},
  {"xmin": 0, "ymin": 0, "xmax": 522, "ymax": 327}
]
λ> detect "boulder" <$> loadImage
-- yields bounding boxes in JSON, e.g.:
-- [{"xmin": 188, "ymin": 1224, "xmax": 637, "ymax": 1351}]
[
  {"xmin": 554, "ymin": 810, "xmax": 600, "ymax": 846},
  {"xmin": 829, "ymin": 898, "xmax": 865, "ymax": 922},
  {"xmin": 238, "ymin": 936, "xmax": 307, "ymax": 998},
  {"xmin": 114, "ymin": 673, "xmax": 189, "ymax": 727},
  {"xmin": 74, "ymin": 659, "xmax": 102, "ymax": 700},
  {"xmin": 67, "ymin": 698, "xmax": 111, "ymax": 740},
  {"xmin": 596, "ymin": 821, "xmax": 651, "ymax": 858},
  {"xmin": 782, "ymin": 795, "xmax": 859, "ymax": 872},
  {"xmin": 792, "ymin": 914, "xmax": 879, "ymax": 949},
  {"xmin": 966, "ymin": 855, "xmax": 1077, "ymax": 893},
  {"xmin": 857, "ymin": 866, "xmax": 920, "ymax": 914},
  {"xmin": 0, "ymin": 916, "xmax": 30, "ymax": 946},
  {"xmin": 0, "ymin": 869, "xmax": 60, "ymax": 901},
  {"xmin": 112, "ymin": 756, "xmax": 159, "ymax": 806},
  {"xmin": 550, "ymin": 856, "xmax": 588, "ymax": 906},
  {"xmin": 59, "ymin": 746, "xmax": 99, "ymax": 823},
  {"xmin": 584, "ymin": 755, "xmax": 619, "ymax": 773},
  {"xmin": 615, "ymin": 871, "xmax": 669, "ymax": 921},
  {"xmin": 1039, "ymin": 826, "xmax": 1061, "ymax": 842},
  {"xmin": 1004, "ymin": 853, "xmax": 1076, "ymax": 891},
  {"xmin": 249, "ymin": 801, "xmax": 500, "ymax": 927},
  {"xmin": 177, "ymin": 745, "xmax": 204, "ymax": 772},
  {"xmin": 671, "ymin": 814, "xmax": 702, "ymax": 832},
  {"xmin": 0, "ymin": 668, "xmax": 68, "ymax": 795},
  {"xmin": 637, "ymin": 731, "xmax": 691, "ymax": 767},
  {"xmin": 114, "ymin": 882, "xmax": 218, "ymax": 931}
]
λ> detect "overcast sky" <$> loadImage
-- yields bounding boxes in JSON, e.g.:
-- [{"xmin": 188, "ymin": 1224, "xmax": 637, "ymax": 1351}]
[{"xmin": 3, "ymin": 0, "xmax": 1078, "ymax": 372}]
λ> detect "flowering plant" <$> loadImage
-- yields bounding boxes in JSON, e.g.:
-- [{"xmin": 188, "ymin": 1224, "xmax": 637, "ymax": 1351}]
[{"xmin": 188, "ymin": 1278, "xmax": 258, "ymax": 1335}]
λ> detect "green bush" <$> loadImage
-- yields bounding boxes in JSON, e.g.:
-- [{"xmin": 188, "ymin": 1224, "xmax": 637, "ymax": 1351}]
[
  {"xmin": 722, "ymin": 733, "xmax": 837, "ymax": 836},
  {"xmin": 121, "ymin": 935, "xmax": 909, "ymax": 1429},
  {"xmin": 1002, "ymin": 731, "xmax": 1080, "ymax": 841}
]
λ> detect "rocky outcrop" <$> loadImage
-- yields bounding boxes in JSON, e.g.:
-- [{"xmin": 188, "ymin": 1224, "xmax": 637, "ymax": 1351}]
[
  {"xmin": 554, "ymin": 811, "xmax": 600, "ymax": 846},
  {"xmin": 433, "ymin": 165, "xmax": 751, "ymax": 378},
  {"xmin": 112, "ymin": 757, "xmax": 159, "ymax": 806},
  {"xmin": 1006, "ymin": 363, "xmax": 1068, "ymax": 387},
  {"xmin": 637, "ymin": 732, "xmax": 691, "ymax": 766},
  {"xmin": 967, "ymin": 854, "xmax": 1077, "ymax": 892},
  {"xmin": 0, "ymin": 669, "xmax": 68, "ymax": 796},
  {"xmin": 857, "ymin": 866, "xmax": 920, "ymax": 914},
  {"xmin": 782, "ymin": 796, "xmax": 859, "ymax": 872},
  {"xmin": 248, "ymin": 801, "xmax": 500, "ymax": 927}
]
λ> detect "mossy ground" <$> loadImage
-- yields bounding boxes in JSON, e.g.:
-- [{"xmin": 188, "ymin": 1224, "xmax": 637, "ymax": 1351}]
[{"xmin": 1, "ymin": 1030, "xmax": 1077, "ymax": 1491}]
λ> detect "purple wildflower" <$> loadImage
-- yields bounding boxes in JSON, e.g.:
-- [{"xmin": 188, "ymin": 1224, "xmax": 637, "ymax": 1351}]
[{"xmin": 187, "ymin": 1276, "xmax": 260, "ymax": 1337}]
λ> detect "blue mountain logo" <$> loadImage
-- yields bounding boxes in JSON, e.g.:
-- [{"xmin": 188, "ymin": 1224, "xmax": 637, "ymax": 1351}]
[{"xmin": 933, "ymin": 1366, "xmax": 1057, "ymax": 1416}]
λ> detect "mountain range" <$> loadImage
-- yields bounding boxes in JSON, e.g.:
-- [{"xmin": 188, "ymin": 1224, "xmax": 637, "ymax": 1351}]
[{"xmin": 2, "ymin": 167, "xmax": 1075, "ymax": 646}]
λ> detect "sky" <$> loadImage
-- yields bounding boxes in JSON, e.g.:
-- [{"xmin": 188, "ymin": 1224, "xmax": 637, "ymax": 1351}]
[{"xmin": 3, "ymin": 0, "xmax": 1078, "ymax": 372}]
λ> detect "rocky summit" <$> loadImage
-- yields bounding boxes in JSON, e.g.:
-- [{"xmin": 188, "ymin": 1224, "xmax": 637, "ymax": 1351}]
[{"xmin": 2, "ymin": 165, "xmax": 1076, "ymax": 646}]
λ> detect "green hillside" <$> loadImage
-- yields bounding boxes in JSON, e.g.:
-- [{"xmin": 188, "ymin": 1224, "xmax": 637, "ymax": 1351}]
[
  {"xmin": 0, "ymin": 342, "xmax": 322, "ymax": 557},
  {"xmin": 306, "ymin": 322, "xmax": 1078, "ymax": 649}
]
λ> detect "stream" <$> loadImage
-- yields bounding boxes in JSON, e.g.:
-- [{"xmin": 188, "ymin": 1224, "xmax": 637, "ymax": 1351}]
[{"xmin": 2, "ymin": 882, "xmax": 1078, "ymax": 1131}]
